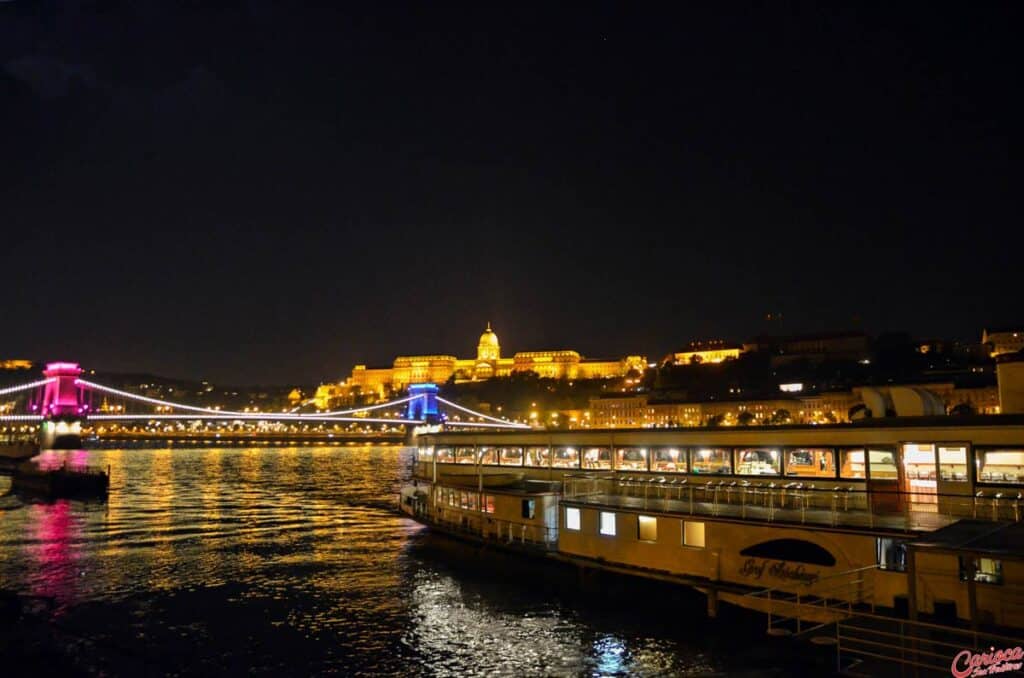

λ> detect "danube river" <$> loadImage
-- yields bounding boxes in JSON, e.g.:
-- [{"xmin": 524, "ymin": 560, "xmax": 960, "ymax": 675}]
[{"xmin": 0, "ymin": 446, "xmax": 803, "ymax": 676}]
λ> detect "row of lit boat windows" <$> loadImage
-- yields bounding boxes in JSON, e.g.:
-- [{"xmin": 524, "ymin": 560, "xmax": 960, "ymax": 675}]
[
  {"xmin": 563, "ymin": 506, "xmax": 706, "ymax": 547},
  {"xmin": 437, "ymin": 487, "xmax": 538, "ymax": 519},
  {"xmin": 422, "ymin": 444, "xmax": 1024, "ymax": 484}
]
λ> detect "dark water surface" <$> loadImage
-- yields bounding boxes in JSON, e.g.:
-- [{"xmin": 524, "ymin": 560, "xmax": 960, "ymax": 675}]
[{"xmin": 0, "ymin": 447, "xmax": 799, "ymax": 676}]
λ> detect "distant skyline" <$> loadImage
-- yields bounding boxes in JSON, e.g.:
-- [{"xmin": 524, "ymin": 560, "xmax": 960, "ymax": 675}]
[{"xmin": 1, "ymin": 3, "xmax": 1016, "ymax": 384}]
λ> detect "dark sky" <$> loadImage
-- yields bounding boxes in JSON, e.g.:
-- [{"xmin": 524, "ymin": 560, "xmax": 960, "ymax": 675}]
[{"xmin": 1, "ymin": 2, "xmax": 1018, "ymax": 385}]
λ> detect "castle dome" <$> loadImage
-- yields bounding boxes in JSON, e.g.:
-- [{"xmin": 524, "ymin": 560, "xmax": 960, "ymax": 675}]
[
  {"xmin": 479, "ymin": 322, "xmax": 499, "ymax": 348},
  {"xmin": 476, "ymin": 322, "xmax": 501, "ymax": 362}
]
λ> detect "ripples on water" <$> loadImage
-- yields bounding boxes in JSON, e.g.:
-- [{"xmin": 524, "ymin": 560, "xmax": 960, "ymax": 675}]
[{"xmin": 0, "ymin": 447, "xmax": 793, "ymax": 676}]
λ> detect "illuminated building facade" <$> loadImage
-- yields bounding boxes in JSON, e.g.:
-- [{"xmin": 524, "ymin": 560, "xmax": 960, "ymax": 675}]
[
  {"xmin": 589, "ymin": 382, "xmax": 1000, "ymax": 429},
  {"xmin": 669, "ymin": 340, "xmax": 743, "ymax": 365},
  {"xmin": 983, "ymin": 328, "xmax": 1024, "ymax": 358},
  {"xmin": 336, "ymin": 324, "xmax": 645, "ymax": 401}
]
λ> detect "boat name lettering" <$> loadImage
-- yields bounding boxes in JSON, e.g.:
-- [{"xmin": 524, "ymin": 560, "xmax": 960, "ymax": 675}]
[
  {"xmin": 738, "ymin": 558, "xmax": 819, "ymax": 585},
  {"xmin": 950, "ymin": 646, "xmax": 1023, "ymax": 678}
]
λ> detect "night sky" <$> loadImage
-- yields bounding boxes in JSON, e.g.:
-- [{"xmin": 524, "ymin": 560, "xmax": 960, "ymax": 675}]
[{"xmin": 1, "ymin": 2, "xmax": 1017, "ymax": 385}]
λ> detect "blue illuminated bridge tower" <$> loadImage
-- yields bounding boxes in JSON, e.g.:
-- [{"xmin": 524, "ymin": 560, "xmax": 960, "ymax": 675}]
[{"xmin": 406, "ymin": 383, "xmax": 440, "ymax": 423}]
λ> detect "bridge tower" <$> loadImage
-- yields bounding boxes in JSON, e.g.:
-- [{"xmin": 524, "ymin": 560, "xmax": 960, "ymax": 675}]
[
  {"xmin": 406, "ymin": 383, "xmax": 440, "ymax": 423},
  {"xmin": 39, "ymin": 361, "xmax": 86, "ymax": 449}
]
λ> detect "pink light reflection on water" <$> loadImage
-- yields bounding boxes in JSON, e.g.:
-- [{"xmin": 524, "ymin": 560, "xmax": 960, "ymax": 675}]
[
  {"xmin": 26, "ymin": 499, "xmax": 82, "ymax": 613},
  {"xmin": 33, "ymin": 448, "xmax": 91, "ymax": 472}
]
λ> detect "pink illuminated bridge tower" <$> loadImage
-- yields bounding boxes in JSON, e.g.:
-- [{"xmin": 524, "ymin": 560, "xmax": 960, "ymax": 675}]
[{"xmin": 36, "ymin": 362, "xmax": 88, "ymax": 449}]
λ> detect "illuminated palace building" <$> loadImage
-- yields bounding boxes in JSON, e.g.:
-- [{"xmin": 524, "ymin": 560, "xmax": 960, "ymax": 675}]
[{"xmin": 318, "ymin": 324, "xmax": 645, "ymax": 405}]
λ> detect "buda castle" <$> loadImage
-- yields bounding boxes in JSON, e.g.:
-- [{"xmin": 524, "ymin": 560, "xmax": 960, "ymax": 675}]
[{"xmin": 321, "ymin": 324, "xmax": 645, "ymax": 404}]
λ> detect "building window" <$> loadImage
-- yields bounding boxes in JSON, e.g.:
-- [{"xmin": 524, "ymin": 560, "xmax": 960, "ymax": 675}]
[
  {"xmin": 483, "ymin": 495, "xmax": 496, "ymax": 514},
  {"xmin": 599, "ymin": 511, "xmax": 616, "ymax": 536},
  {"xmin": 637, "ymin": 515, "xmax": 657, "ymax": 542},
  {"xmin": 784, "ymin": 448, "xmax": 836, "ymax": 478},
  {"xmin": 565, "ymin": 507, "xmax": 581, "ymax": 531},
  {"xmin": 522, "ymin": 499, "xmax": 536, "ymax": 520},
  {"xmin": 976, "ymin": 448, "xmax": 1024, "ymax": 484},
  {"xmin": 735, "ymin": 448, "xmax": 781, "ymax": 475},
  {"xmin": 960, "ymin": 557, "xmax": 1003, "ymax": 585},
  {"xmin": 683, "ymin": 521, "xmax": 705, "ymax": 548},
  {"xmin": 690, "ymin": 448, "xmax": 732, "ymax": 474},
  {"xmin": 876, "ymin": 538, "xmax": 907, "ymax": 572}
]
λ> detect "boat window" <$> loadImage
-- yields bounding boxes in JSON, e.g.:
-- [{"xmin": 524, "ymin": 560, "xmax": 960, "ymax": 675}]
[
  {"xmin": 524, "ymin": 446, "xmax": 550, "ymax": 467},
  {"xmin": 418, "ymin": 445, "xmax": 434, "ymax": 460},
  {"xmin": 690, "ymin": 448, "xmax": 732, "ymax": 474},
  {"xmin": 735, "ymin": 448, "xmax": 781, "ymax": 476},
  {"xmin": 615, "ymin": 447, "xmax": 648, "ymax": 471},
  {"xmin": 683, "ymin": 521, "xmax": 705, "ymax": 548},
  {"xmin": 637, "ymin": 515, "xmax": 658, "ymax": 542},
  {"xmin": 483, "ymin": 495, "xmax": 496, "ymax": 514},
  {"xmin": 455, "ymin": 447, "xmax": 476, "ymax": 464},
  {"xmin": 479, "ymin": 447, "xmax": 498, "ymax": 465},
  {"xmin": 839, "ymin": 449, "xmax": 866, "ymax": 479},
  {"xmin": 499, "ymin": 447, "xmax": 524, "ymax": 466},
  {"xmin": 938, "ymin": 445, "xmax": 968, "ymax": 482},
  {"xmin": 651, "ymin": 447, "xmax": 685, "ymax": 473},
  {"xmin": 868, "ymin": 448, "xmax": 898, "ymax": 480},
  {"xmin": 784, "ymin": 448, "xmax": 836, "ymax": 478},
  {"xmin": 876, "ymin": 538, "xmax": 907, "ymax": 572},
  {"xmin": 521, "ymin": 499, "xmax": 536, "ymax": 520},
  {"xmin": 976, "ymin": 448, "xmax": 1024, "ymax": 485},
  {"xmin": 960, "ymin": 557, "xmax": 1003, "ymax": 585},
  {"xmin": 740, "ymin": 539, "xmax": 836, "ymax": 566},
  {"xmin": 903, "ymin": 443, "xmax": 936, "ymax": 481},
  {"xmin": 435, "ymin": 447, "xmax": 454, "ymax": 462},
  {"xmin": 565, "ymin": 507, "xmax": 581, "ymax": 531},
  {"xmin": 552, "ymin": 447, "xmax": 580, "ymax": 469},
  {"xmin": 599, "ymin": 511, "xmax": 616, "ymax": 536},
  {"xmin": 582, "ymin": 447, "xmax": 612, "ymax": 470},
  {"xmin": 467, "ymin": 493, "xmax": 479, "ymax": 511}
]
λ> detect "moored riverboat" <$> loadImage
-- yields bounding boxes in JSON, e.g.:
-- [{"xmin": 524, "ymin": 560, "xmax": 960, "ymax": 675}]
[{"xmin": 401, "ymin": 415, "xmax": 1024, "ymax": 642}]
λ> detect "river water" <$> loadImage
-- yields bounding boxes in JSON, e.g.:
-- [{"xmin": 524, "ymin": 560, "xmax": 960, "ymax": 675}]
[{"xmin": 0, "ymin": 446, "xmax": 805, "ymax": 676}]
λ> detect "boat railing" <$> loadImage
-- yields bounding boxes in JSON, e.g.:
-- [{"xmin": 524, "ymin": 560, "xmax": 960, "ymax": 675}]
[
  {"xmin": 746, "ymin": 566, "xmax": 1024, "ymax": 674},
  {"xmin": 408, "ymin": 500, "xmax": 559, "ymax": 551},
  {"xmin": 561, "ymin": 473, "xmax": 1024, "ymax": 529}
]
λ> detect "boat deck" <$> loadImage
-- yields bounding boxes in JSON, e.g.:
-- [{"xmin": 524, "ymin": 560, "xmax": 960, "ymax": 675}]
[{"xmin": 563, "ymin": 492, "xmax": 961, "ymax": 534}]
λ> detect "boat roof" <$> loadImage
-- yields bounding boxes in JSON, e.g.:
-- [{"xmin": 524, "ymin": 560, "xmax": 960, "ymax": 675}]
[{"xmin": 910, "ymin": 520, "xmax": 1024, "ymax": 559}]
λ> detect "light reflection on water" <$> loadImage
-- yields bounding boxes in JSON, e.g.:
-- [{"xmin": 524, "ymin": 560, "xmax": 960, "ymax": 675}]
[{"xmin": 0, "ymin": 446, "xmax": 780, "ymax": 675}]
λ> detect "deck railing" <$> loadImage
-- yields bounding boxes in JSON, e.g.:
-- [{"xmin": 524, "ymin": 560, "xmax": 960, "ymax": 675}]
[
  {"xmin": 561, "ymin": 473, "xmax": 1023, "ymax": 528},
  {"xmin": 745, "ymin": 568, "xmax": 1024, "ymax": 675},
  {"xmin": 401, "ymin": 496, "xmax": 558, "ymax": 550}
]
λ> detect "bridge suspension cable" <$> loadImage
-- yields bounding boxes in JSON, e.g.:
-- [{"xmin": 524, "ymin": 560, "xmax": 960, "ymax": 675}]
[
  {"xmin": 77, "ymin": 379, "xmax": 421, "ymax": 419},
  {"xmin": 0, "ymin": 378, "xmax": 55, "ymax": 396},
  {"xmin": 87, "ymin": 414, "xmax": 423, "ymax": 424},
  {"xmin": 435, "ymin": 397, "xmax": 530, "ymax": 429}
]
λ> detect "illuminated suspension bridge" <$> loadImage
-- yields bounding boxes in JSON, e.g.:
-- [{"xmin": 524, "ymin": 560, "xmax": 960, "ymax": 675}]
[{"xmin": 0, "ymin": 362, "xmax": 529, "ymax": 442}]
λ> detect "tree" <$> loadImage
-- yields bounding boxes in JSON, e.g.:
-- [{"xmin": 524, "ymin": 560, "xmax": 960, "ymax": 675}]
[
  {"xmin": 737, "ymin": 410, "xmax": 757, "ymax": 426},
  {"xmin": 705, "ymin": 413, "xmax": 725, "ymax": 427},
  {"xmin": 770, "ymin": 408, "xmax": 792, "ymax": 425}
]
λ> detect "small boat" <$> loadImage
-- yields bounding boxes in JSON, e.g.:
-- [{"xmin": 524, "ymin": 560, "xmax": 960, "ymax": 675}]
[
  {"xmin": 438, "ymin": 472, "xmax": 525, "ymax": 488},
  {"xmin": 11, "ymin": 462, "xmax": 109, "ymax": 500}
]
